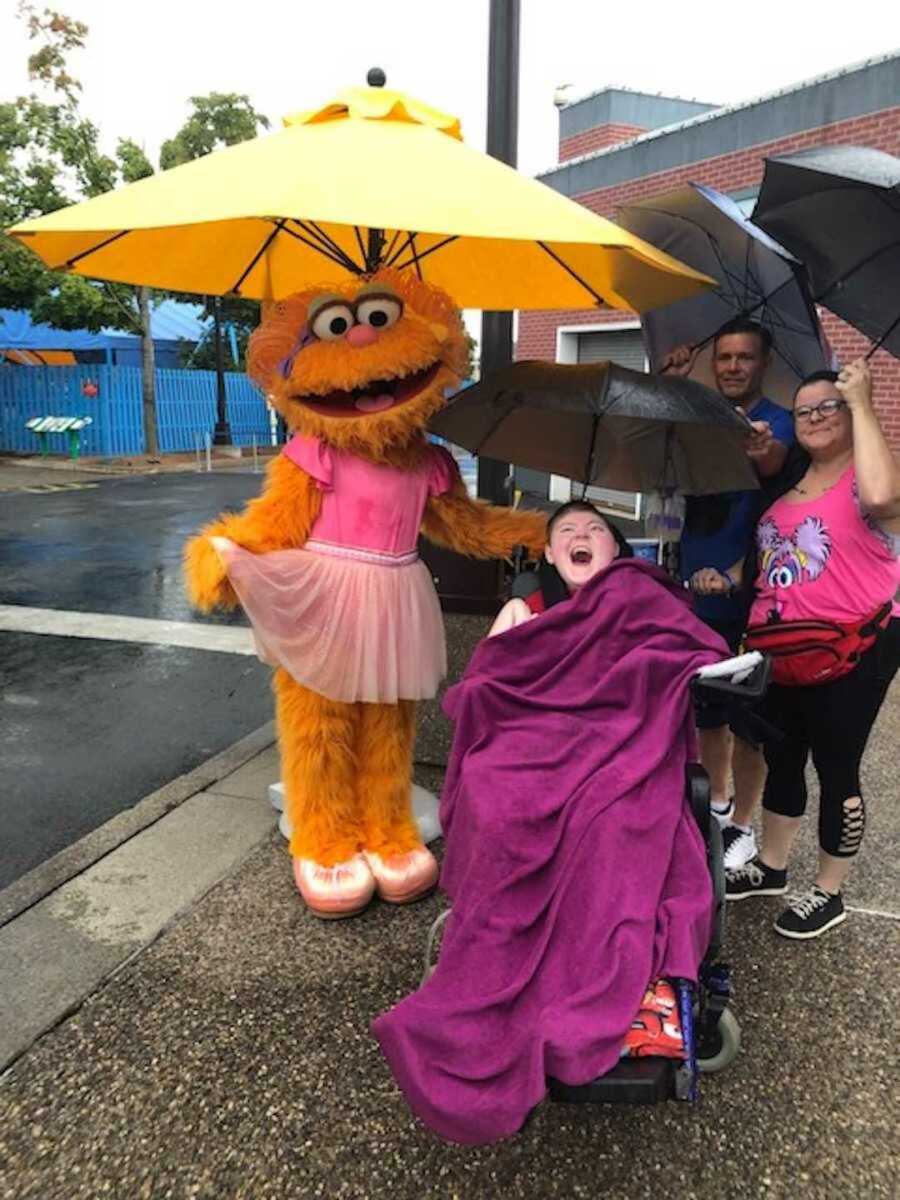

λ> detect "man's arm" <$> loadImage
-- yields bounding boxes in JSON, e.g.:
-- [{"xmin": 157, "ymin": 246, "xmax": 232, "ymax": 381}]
[
  {"xmin": 744, "ymin": 417, "xmax": 788, "ymax": 478},
  {"xmin": 689, "ymin": 556, "xmax": 745, "ymax": 595}
]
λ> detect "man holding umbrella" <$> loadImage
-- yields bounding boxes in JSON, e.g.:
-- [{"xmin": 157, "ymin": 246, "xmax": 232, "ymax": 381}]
[{"xmin": 663, "ymin": 317, "xmax": 795, "ymax": 868}]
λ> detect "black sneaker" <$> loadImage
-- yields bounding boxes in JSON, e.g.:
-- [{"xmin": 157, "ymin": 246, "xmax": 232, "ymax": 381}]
[
  {"xmin": 725, "ymin": 857, "xmax": 788, "ymax": 901},
  {"xmin": 774, "ymin": 887, "xmax": 846, "ymax": 940}
]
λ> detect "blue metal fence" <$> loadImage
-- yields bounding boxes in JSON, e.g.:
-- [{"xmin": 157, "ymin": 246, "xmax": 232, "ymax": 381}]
[{"xmin": 0, "ymin": 364, "xmax": 273, "ymax": 456}]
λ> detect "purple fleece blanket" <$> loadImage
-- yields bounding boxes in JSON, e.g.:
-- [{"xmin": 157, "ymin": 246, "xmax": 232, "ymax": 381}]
[{"xmin": 373, "ymin": 560, "xmax": 727, "ymax": 1144}]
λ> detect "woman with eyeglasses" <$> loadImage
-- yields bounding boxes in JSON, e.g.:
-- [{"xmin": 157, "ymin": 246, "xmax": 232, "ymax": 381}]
[{"xmin": 725, "ymin": 360, "xmax": 900, "ymax": 939}]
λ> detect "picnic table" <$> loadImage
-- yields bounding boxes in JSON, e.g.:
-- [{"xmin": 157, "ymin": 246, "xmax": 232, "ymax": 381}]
[{"xmin": 26, "ymin": 416, "xmax": 93, "ymax": 460}]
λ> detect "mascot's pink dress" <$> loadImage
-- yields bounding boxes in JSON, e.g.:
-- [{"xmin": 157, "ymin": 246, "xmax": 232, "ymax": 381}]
[{"xmin": 215, "ymin": 434, "xmax": 457, "ymax": 704}]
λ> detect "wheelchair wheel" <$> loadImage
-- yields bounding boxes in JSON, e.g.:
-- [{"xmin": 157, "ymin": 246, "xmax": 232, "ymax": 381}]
[
  {"xmin": 708, "ymin": 817, "xmax": 726, "ymax": 956},
  {"xmin": 697, "ymin": 1006, "xmax": 741, "ymax": 1074}
]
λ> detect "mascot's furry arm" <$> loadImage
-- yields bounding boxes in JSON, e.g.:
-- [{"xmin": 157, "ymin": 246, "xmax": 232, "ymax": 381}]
[
  {"xmin": 421, "ymin": 475, "xmax": 546, "ymax": 559},
  {"xmin": 184, "ymin": 456, "xmax": 321, "ymax": 612}
]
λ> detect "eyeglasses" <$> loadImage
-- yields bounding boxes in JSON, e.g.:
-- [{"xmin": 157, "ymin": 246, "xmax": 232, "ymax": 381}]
[{"xmin": 793, "ymin": 398, "xmax": 847, "ymax": 423}]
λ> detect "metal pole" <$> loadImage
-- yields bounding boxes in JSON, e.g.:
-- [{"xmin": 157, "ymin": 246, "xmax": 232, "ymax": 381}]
[
  {"xmin": 205, "ymin": 431, "xmax": 212, "ymax": 473},
  {"xmin": 212, "ymin": 296, "xmax": 232, "ymax": 445},
  {"xmin": 477, "ymin": 0, "xmax": 520, "ymax": 504}
]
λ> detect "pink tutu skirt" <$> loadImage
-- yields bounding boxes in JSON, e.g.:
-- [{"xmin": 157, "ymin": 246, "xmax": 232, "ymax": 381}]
[{"xmin": 213, "ymin": 537, "xmax": 447, "ymax": 704}]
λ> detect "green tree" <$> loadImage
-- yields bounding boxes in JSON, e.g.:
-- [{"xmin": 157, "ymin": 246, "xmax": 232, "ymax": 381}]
[
  {"xmin": 0, "ymin": 6, "xmax": 165, "ymax": 447},
  {"xmin": 162, "ymin": 94, "xmax": 269, "ymax": 375},
  {"xmin": 0, "ymin": 6, "xmax": 134, "ymax": 330},
  {"xmin": 1, "ymin": 7, "xmax": 268, "ymax": 451},
  {"xmin": 160, "ymin": 93, "xmax": 269, "ymax": 169}
]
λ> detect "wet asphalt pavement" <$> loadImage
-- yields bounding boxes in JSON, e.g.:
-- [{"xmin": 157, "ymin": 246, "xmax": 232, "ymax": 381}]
[
  {"xmin": 0, "ymin": 472, "xmax": 274, "ymax": 888},
  {"xmin": 1, "ymin": 470, "xmax": 262, "ymax": 620}
]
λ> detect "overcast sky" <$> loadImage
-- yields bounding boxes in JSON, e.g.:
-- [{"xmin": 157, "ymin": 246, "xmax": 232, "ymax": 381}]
[{"xmin": 2, "ymin": 0, "xmax": 898, "ymax": 178}]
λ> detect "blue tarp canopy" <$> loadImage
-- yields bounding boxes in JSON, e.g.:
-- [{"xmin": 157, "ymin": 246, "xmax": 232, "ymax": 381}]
[{"xmin": 0, "ymin": 300, "xmax": 209, "ymax": 354}]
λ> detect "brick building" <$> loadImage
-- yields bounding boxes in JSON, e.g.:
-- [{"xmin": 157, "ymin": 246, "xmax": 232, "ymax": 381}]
[{"xmin": 516, "ymin": 52, "xmax": 900, "ymax": 503}]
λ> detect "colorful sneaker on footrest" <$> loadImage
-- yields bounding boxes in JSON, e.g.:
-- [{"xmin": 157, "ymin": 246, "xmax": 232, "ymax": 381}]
[{"xmin": 621, "ymin": 979, "xmax": 684, "ymax": 1060}]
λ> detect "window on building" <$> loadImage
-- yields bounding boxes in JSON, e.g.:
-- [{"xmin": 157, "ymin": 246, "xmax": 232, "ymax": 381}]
[{"xmin": 730, "ymin": 187, "xmax": 760, "ymax": 218}]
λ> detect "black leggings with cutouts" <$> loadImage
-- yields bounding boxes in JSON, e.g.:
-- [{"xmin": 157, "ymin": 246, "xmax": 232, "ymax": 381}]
[{"xmin": 761, "ymin": 634, "xmax": 896, "ymax": 857}]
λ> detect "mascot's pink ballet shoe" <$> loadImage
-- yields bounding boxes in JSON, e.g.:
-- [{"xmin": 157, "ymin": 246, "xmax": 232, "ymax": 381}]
[
  {"xmin": 363, "ymin": 846, "xmax": 439, "ymax": 905},
  {"xmin": 293, "ymin": 854, "xmax": 375, "ymax": 919}
]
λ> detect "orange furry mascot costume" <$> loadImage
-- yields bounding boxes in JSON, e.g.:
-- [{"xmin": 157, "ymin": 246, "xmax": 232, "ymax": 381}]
[{"xmin": 185, "ymin": 267, "xmax": 545, "ymax": 918}]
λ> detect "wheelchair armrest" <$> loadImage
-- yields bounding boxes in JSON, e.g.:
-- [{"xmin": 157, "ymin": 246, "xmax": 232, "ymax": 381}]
[{"xmin": 692, "ymin": 653, "xmax": 770, "ymax": 703}]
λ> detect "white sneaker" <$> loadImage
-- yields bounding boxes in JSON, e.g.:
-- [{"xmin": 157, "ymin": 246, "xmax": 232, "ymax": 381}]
[
  {"xmin": 722, "ymin": 824, "xmax": 758, "ymax": 869},
  {"xmin": 711, "ymin": 799, "xmax": 734, "ymax": 828}
]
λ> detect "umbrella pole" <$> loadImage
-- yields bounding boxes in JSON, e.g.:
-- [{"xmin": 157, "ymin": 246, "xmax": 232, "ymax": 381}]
[
  {"xmin": 212, "ymin": 296, "xmax": 232, "ymax": 447},
  {"xmin": 478, "ymin": 0, "xmax": 520, "ymax": 507},
  {"xmin": 366, "ymin": 227, "xmax": 385, "ymax": 273},
  {"xmin": 580, "ymin": 415, "xmax": 600, "ymax": 499}
]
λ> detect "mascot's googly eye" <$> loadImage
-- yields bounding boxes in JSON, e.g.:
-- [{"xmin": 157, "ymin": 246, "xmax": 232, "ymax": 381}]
[
  {"xmin": 310, "ymin": 302, "xmax": 356, "ymax": 341},
  {"xmin": 356, "ymin": 293, "xmax": 403, "ymax": 330}
]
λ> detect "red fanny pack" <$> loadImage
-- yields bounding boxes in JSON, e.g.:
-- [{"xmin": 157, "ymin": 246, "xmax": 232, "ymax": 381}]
[{"xmin": 744, "ymin": 602, "xmax": 891, "ymax": 687}]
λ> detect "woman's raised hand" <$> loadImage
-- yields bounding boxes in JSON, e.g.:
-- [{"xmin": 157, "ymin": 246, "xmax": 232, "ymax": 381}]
[{"xmin": 836, "ymin": 359, "xmax": 872, "ymax": 411}]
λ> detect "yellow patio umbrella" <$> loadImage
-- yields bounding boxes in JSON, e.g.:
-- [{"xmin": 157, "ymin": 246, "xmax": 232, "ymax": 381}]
[{"xmin": 8, "ymin": 82, "xmax": 713, "ymax": 312}]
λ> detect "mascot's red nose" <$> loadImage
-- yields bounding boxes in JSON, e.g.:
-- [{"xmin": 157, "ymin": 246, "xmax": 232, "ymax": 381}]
[{"xmin": 346, "ymin": 324, "xmax": 379, "ymax": 348}]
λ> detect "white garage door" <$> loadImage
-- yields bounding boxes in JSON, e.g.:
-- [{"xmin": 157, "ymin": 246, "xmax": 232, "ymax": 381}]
[{"xmin": 576, "ymin": 328, "xmax": 647, "ymax": 371}]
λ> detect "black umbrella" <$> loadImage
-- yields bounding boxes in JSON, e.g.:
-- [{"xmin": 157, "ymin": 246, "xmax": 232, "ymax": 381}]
[
  {"xmin": 752, "ymin": 145, "xmax": 900, "ymax": 359},
  {"xmin": 431, "ymin": 360, "xmax": 757, "ymax": 495},
  {"xmin": 617, "ymin": 182, "xmax": 829, "ymax": 404}
]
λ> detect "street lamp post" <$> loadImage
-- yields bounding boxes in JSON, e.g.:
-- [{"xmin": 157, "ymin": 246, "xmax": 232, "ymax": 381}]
[
  {"xmin": 212, "ymin": 295, "xmax": 232, "ymax": 446},
  {"xmin": 477, "ymin": 0, "xmax": 520, "ymax": 505}
]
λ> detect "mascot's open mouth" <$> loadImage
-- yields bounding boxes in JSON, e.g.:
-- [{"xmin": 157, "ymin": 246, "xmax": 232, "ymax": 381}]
[{"xmin": 295, "ymin": 363, "xmax": 440, "ymax": 418}]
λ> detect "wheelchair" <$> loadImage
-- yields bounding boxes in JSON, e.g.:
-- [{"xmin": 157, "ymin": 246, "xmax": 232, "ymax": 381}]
[{"xmin": 422, "ymin": 558, "xmax": 770, "ymax": 1106}]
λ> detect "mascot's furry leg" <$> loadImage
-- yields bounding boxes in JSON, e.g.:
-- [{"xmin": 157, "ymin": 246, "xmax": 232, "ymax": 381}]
[
  {"xmin": 357, "ymin": 701, "xmax": 438, "ymax": 903},
  {"xmin": 274, "ymin": 670, "xmax": 375, "ymax": 919}
]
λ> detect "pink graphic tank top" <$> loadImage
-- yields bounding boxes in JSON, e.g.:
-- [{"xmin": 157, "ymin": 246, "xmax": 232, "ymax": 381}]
[{"xmin": 749, "ymin": 466, "xmax": 898, "ymax": 626}]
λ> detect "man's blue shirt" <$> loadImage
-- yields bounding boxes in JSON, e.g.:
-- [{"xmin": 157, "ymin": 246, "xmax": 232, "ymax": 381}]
[{"xmin": 679, "ymin": 397, "xmax": 794, "ymax": 623}]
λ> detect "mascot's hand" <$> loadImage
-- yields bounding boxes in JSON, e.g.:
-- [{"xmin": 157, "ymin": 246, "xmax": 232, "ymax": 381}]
[
  {"xmin": 422, "ymin": 491, "xmax": 548, "ymax": 562},
  {"xmin": 184, "ymin": 531, "xmax": 239, "ymax": 612}
]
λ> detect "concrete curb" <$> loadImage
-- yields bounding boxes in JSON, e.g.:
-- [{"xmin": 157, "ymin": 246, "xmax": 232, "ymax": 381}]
[
  {"xmin": 1, "ymin": 456, "xmax": 189, "ymax": 476},
  {"xmin": 0, "ymin": 728, "xmax": 282, "ymax": 1074},
  {"xmin": 0, "ymin": 722, "xmax": 276, "ymax": 929},
  {"xmin": 0, "ymin": 455, "xmax": 276, "ymax": 476}
]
